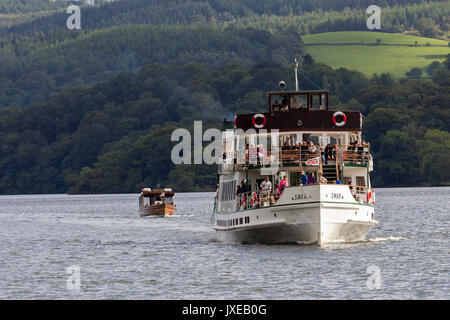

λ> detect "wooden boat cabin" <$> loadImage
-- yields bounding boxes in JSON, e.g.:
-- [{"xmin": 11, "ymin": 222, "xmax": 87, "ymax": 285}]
[{"xmin": 139, "ymin": 188, "xmax": 176, "ymax": 216}]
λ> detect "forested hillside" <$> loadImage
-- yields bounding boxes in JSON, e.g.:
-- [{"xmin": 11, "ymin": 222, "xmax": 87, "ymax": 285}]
[
  {"xmin": 0, "ymin": 0, "xmax": 449, "ymax": 194},
  {"xmin": 0, "ymin": 0, "xmax": 448, "ymax": 109},
  {"xmin": 0, "ymin": 56, "xmax": 449, "ymax": 194}
]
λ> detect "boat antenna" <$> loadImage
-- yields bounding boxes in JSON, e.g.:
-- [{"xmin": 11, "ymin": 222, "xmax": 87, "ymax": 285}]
[{"xmin": 294, "ymin": 58, "xmax": 300, "ymax": 91}]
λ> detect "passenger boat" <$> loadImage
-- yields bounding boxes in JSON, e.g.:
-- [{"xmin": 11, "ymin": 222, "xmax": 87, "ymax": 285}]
[
  {"xmin": 139, "ymin": 188, "xmax": 176, "ymax": 216},
  {"xmin": 212, "ymin": 60, "xmax": 378, "ymax": 245}
]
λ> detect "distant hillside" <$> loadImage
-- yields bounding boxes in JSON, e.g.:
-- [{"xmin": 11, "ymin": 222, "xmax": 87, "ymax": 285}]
[
  {"xmin": 0, "ymin": 0, "xmax": 448, "ymax": 108},
  {"xmin": 303, "ymin": 32, "xmax": 450, "ymax": 78}
]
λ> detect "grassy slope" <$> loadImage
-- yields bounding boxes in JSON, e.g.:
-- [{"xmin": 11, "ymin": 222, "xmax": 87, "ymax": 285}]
[{"xmin": 303, "ymin": 32, "xmax": 449, "ymax": 77}]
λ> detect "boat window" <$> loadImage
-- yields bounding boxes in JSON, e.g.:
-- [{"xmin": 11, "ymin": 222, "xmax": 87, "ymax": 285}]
[
  {"xmin": 321, "ymin": 94, "xmax": 327, "ymax": 109},
  {"xmin": 343, "ymin": 177, "xmax": 352, "ymax": 185},
  {"xmin": 220, "ymin": 180, "xmax": 236, "ymax": 202},
  {"xmin": 329, "ymin": 135, "xmax": 343, "ymax": 146},
  {"xmin": 306, "ymin": 135, "xmax": 319, "ymax": 145},
  {"xmin": 271, "ymin": 95, "xmax": 289, "ymax": 111},
  {"xmin": 356, "ymin": 176, "xmax": 365, "ymax": 187},
  {"xmin": 290, "ymin": 172, "xmax": 301, "ymax": 187},
  {"xmin": 310, "ymin": 94, "xmax": 324, "ymax": 110},
  {"xmin": 290, "ymin": 94, "xmax": 307, "ymax": 109}
]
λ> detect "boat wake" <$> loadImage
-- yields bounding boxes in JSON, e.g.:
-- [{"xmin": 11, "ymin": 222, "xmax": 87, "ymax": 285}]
[
  {"xmin": 366, "ymin": 236, "xmax": 405, "ymax": 242},
  {"xmin": 321, "ymin": 235, "xmax": 406, "ymax": 247}
]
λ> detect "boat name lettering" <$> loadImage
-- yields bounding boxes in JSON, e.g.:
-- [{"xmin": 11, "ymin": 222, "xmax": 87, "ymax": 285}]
[{"xmin": 293, "ymin": 194, "xmax": 308, "ymax": 200}]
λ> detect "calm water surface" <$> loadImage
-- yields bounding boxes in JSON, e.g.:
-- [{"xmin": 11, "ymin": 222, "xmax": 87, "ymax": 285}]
[{"xmin": 0, "ymin": 187, "xmax": 448, "ymax": 299}]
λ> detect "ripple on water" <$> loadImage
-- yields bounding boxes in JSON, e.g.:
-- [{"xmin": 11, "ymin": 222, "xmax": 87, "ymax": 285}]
[{"xmin": 0, "ymin": 189, "xmax": 449, "ymax": 299}]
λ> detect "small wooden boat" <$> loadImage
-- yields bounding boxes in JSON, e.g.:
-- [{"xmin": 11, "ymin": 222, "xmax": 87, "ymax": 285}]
[{"xmin": 139, "ymin": 188, "xmax": 176, "ymax": 216}]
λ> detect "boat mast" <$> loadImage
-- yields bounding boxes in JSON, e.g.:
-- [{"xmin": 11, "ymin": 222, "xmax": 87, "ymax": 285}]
[{"xmin": 294, "ymin": 58, "xmax": 299, "ymax": 92}]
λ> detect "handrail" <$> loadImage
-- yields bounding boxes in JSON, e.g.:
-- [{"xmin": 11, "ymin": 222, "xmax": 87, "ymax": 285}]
[
  {"xmin": 222, "ymin": 144, "xmax": 372, "ymax": 168},
  {"xmin": 233, "ymin": 183, "xmax": 371, "ymax": 211}
]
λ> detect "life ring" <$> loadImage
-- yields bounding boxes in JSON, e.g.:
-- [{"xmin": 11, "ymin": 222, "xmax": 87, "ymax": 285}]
[
  {"xmin": 332, "ymin": 111, "xmax": 347, "ymax": 127},
  {"xmin": 367, "ymin": 190, "xmax": 372, "ymax": 203},
  {"xmin": 241, "ymin": 194, "xmax": 247, "ymax": 208},
  {"xmin": 252, "ymin": 114, "xmax": 266, "ymax": 129},
  {"xmin": 367, "ymin": 189, "xmax": 375, "ymax": 205},
  {"xmin": 251, "ymin": 192, "xmax": 258, "ymax": 207}
]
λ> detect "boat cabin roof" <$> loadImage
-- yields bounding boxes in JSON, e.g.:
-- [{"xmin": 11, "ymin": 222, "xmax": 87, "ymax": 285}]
[
  {"xmin": 267, "ymin": 90, "xmax": 329, "ymax": 112},
  {"xmin": 226, "ymin": 90, "xmax": 361, "ymax": 132},
  {"xmin": 141, "ymin": 189, "xmax": 175, "ymax": 197}
]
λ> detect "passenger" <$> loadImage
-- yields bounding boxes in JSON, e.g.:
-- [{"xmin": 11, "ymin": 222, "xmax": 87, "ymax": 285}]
[
  {"xmin": 325, "ymin": 143, "xmax": 333, "ymax": 162},
  {"xmin": 272, "ymin": 99, "xmax": 282, "ymax": 111},
  {"xmin": 281, "ymin": 96, "xmax": 288, "ymax": 110},
  {"xmin": 308, "ymin": 141, "xmax": 317, "ymax": 154},
  {"xmin": 308, "ymin": 172, "xmax": 316, "ymax": 184},
  {"xmin": 300, "ymin": 141, "xmax": 308, "ymax": 162},
  {"xmin": 332, "ymin": 144, "xmax": 338, "ymax": 160},
  {"xmin": 240, "ymin": 180, "xmax": 247, "ymax": 194},
  {"xmin": 320, "ymin": 146, "xmax": 326, "ymax": 164},
  {"xmin": 299, "ymin": 170, "xmax": 308, "ymax": 185},
  {"xmin": 319, "ymin": 175, "xmax": 328, "ymax": 184},
  {"xmin": 257, "ymin": 144, "xmax": 265, "ymax": 165},
  {"xmin": 278, "ymin": 176, "xmax": 288, "ymax": 195},
  {"xmin": 260, "ymin": 176, "xmax": 272, "ymax": 197}
]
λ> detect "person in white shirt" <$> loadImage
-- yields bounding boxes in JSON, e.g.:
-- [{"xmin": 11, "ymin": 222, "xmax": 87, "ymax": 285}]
[
  {"xmin": 260, "ymin": 176, "xmax": 272, "ymax": 196},
  {"xmin": 260, "ymin": 176, "xmax": 273, "ymax": 206}
]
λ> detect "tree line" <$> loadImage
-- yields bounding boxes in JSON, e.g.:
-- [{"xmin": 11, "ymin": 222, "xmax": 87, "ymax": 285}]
[{"xmin": 0, "ymin": 56, "xmax": 448, "ymax": 194}]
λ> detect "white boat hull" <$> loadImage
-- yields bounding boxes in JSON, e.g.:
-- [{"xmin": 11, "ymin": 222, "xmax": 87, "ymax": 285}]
[{"xmin": 213, "ymin": 185, "xmax": 377, "ymax": 245}]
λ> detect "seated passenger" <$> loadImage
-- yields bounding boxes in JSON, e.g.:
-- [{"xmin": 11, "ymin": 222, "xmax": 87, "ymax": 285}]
[
  {"xmin": 319, "ymin": 175, "xmax": 328, "ymax": 184},
  {"xmin": 308, "ymin": 141, "xmax": 317, "ymax": 154},
  {"xmin": 299, "ymin": 170, "xmax": 308, "ymax": 185},
  {"xmin": 272, "ymin": 99, "xmax": 282, "ymax": 111},
  {"xmin": 308, "ymin": 172, "xmax": 316, "ymax": 184}
]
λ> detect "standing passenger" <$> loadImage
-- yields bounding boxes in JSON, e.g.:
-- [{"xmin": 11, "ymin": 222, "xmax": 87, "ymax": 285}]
[{"xmin": 278, "ymin": 176, "xmax": 288, "ymax": 195}]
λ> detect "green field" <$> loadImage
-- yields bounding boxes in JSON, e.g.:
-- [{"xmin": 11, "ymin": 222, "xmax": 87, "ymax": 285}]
[{"xmin": 303, "ymin": 32, "xmax": 449, "ymax": 78}]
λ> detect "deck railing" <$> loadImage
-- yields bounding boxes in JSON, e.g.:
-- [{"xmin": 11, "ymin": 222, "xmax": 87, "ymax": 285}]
[
  {"xmin": 348, "ymin": 185, "xmax": 370, "ymax": 204},
  {"xmin": 233, "ymin": 184, "xmax": 371, "ymax": 211},
  {"xmin": 235, "ymin": 190, "xmax": 279, "ymax": 211},
  {"xmin": 339, "ymin": 145, "xmax": 371, "ymax": 165},
  {"xmin": 221, "ymin": 144, "xmax": 371, "ymax": 169},
  {"xmin": 232, "ymin": 146, "xmax": 323, "ymax": 167}
]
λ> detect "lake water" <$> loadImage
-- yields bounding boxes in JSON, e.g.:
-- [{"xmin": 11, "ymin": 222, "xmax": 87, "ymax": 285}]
[{"xmin": 0, "ymin": 187, "xmax": 448, "ymax": 299}]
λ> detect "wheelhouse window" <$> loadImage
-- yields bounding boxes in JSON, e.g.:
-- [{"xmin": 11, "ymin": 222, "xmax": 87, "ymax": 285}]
[
  {"xmin": 269, "ymin": 92, "xmax": 328, "ymax": 112},
  {"xmin": 356, "ymin": 176, "xmax": 366, "ymax": 187},
  {"xmin": 310, "ymin": 93, "xmax": 325, "ymax": 110},
  {"xmin": 290, "ymin": 94, "xmax": 308, "ymax": 109},
  {"xmin": 271, "ymin": 95, "xmax": 288, "ymax": 111}
]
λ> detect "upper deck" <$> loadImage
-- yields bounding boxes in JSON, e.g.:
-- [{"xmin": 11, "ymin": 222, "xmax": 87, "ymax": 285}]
[{"xmin": 231, "ymin": 90, "xmax": 361, "ymax": 132}]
